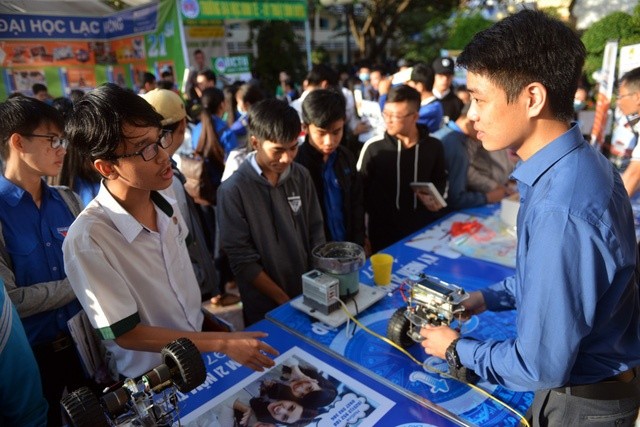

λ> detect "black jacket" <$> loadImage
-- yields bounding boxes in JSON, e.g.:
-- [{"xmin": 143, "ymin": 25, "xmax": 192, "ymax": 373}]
[
  {"xmin": 357, "ymin": 125, "xmax": 447, "ymax": 252},
  {"xmin": 295, "ymin": 141, "xmax": 365, "ymax": 246}
]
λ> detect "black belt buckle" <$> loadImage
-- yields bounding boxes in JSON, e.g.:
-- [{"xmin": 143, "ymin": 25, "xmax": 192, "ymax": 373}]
[{"xmin": 51, "ymin": 335, "xmax": 72, "ymax": 352}]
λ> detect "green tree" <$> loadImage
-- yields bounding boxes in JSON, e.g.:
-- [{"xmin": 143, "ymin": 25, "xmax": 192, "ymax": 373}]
[
  {"xmin": 331, "ymin": 0, "xmax": 456, "ymax": 64},
  {"xmin": 581, "ymin": 7, "xmax": 640, "ymax": 85},
  {"xmin": 249, "ymin": 20, "xmax": 306, "ymax": 96},
  {"xmin": 445, "ymin": 13, "xmax": 493, "ymax": 50}
]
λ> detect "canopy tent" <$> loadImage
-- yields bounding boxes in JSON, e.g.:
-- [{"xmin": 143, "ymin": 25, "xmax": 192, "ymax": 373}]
[{"xmin": 0, "ymin": 0, "xmax": 310, "ymax": 98}]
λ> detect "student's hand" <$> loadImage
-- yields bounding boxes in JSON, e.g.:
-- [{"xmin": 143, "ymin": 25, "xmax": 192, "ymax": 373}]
[
  {"xmin": 223, "ymin": 332, "xmax": 279, "ymax": 371},
  {"xmin": 420, "ymin": 325, "xmax": 459, "ymax": 359},
  {"xmin": 485, "ymin": 185, "xmax": 508, "ymax": 204},
  {"xmin": 378, "ymin": 77, "xmax": 392, "ymax": 96},
  {"xmin": 415, "ymin": 190, "xmax": 444, "ymax": 212},
  {"xmin": 461, "ymin": 291, "xmax": 487, "ymax": 317},
  {"xmin": 353, "ymin": 120, "xmax": 371, "ymax": 135}
]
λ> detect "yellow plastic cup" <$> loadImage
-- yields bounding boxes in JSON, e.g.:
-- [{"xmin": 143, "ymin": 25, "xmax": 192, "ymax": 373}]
[{"xmin": 370, "ymin": 253, "xmax": 394, "ymax": 286}]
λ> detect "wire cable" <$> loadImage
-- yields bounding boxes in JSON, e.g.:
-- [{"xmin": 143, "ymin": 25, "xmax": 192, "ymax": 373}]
[{"xmin": 334, "ymin": 297, "xmax": 530, "ymax": 427}]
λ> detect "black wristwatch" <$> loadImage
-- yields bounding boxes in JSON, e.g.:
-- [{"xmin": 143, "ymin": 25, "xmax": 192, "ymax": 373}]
[{"xmin": 445, "ymin": 338, "xmax": 479, "ymax": 384}]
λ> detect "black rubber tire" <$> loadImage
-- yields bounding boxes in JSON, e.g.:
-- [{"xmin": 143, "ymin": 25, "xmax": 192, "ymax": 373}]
[
  {"xmin": 101, "ymin": 387, "xmax": 130, "ymax": 418},
  {"xmin": 160, "ymin": 337, "xmax": 206, "ymax": 393},
  {"xmin": 387, "ymin": 307, "xmax": 415, "ymax": 349},
  {"xmin": 60, "ymin": 386, "xmax": 109, "ymax": 427}
]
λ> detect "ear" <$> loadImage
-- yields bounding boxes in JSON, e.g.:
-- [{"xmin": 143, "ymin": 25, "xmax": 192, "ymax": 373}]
[
  {"xmin": 301, "ymin": 123, "xmax": 308, "ymax": 133},
  {"xmin": 250, "ymin": 135, "xmax": 260, "ymax": 150},
  {"xmin": 94, "ymin": 158, "xmax": 118, "ymax": 180},
  {"xmin": 8, "ymin": 133, "xmax": 26, "ymax": 154},
  {"xmin": 524, "ymin": 82, "xmax": 547, "ymax": 119}
]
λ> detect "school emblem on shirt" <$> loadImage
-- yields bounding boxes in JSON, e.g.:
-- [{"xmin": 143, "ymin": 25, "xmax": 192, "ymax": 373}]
[
  {"xmin": 287, "ymin": 195, "xmax": 302, "ymax": 214},
  {"xmin": 57, "ymin": 227, "xmax": 69, "ymax": 238}
]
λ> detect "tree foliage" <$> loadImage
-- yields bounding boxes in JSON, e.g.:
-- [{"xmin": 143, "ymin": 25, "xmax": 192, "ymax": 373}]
[
  {"xmin": 445, "ymin": 13, "xmax": 493, "ymax": 50},
  {"xmin": 581, "ymin": 6, "xmax": 640, "ymax": 84},
  {"xmin": 249, "ymin": 20, "xmax": 306, "ymax": 95},
  {"xmin": 340, "ymin": 0, "xmax": 457, "ymax": 64}
]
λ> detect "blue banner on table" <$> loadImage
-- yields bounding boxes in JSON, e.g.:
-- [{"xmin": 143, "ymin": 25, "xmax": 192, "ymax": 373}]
[
  {"xmin": 268, "ymin": 206, "xmax": 533, "ymax": 427},
  {"xmin": 175, "ymin": 320, "xmax": 461, "ymax": 426}
]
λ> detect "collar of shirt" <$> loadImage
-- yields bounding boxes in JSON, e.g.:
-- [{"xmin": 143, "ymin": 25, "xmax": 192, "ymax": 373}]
[
  {"xmin": 248, "ymin": 151, "xmax": 291, "ymax": 183},
  {"xmin": 511, "ymin": 124, "xmax": 583, "ymax": 188},
  {"xmin": 446, "ymin": 120, "xmax": 463, "ymax": 134},
  {"xmin": 94, "ymin": 180, "xmax": 176, "ymax": 243},
  {"xmin": 433, "ymin": 88, "xmax": 450, "ymax": 99},
  {"xmin": 421, "ymin": 96, "xmax": 438, "ymax": 106},
  {"xmin": 0, "ymin": 176, "xmax": 61, "ymax": 207}
]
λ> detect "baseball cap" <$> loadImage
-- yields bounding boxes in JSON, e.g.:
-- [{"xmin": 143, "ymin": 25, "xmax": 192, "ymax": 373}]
[
  {"xmin": 142, "ymin": 88, "xmax": 186, "ymax": 126},
  {"xmin": 432, "ymin": 57, "xmax": 455, "ymax": 75}
]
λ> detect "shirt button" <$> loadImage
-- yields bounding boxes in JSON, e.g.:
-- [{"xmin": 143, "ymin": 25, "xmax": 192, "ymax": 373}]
[
  {"xmin": 52, "ymin": 267, "xmax": 58, "ymax": 271},
  {"xmin": 46, "ymin": 242, "xmax": 51, "ymax": 247}
]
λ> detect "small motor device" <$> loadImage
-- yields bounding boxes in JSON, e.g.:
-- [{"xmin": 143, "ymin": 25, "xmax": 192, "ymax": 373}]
[
  {"xmin": 302, "ymin": 269, "xmax": 340, "ymax": 315},
  {"xmin": 61, "ymin": 338, "xmax": 206, "ymax": 427},
  {"xmin": 387, "ymin": 274, "xmax": 469, "ymax": 348}
]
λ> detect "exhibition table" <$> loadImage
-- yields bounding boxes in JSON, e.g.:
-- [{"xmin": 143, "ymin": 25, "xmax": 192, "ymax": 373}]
[
  {"xmin": 267, "ymin": 205, "xmax": 533, "ymax": 427},
  {"xmin": 175, "ymin": 319, "xmax": 464, "ymax": 426}
]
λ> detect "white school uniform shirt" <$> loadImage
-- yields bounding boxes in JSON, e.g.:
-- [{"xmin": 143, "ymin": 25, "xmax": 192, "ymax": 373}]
[{"xmin": 63, "ymin": 182, "xmax": 203, "ymax": 378}]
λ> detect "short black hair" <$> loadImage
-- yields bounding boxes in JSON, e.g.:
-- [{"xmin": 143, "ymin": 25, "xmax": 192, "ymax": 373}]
[
  {"xmin": 386, "ymin": 84, "xmax": 420, "ymax": 111},
  {"xmin": 301, "ymin": 89, "xmax": 346, "ymax": 128},
  {"xmin": 620, "ymin": 67, "xmax": 640, "ymax": 93},
  {"xmin": 306, "ymin": 64, "xmax": 339, "ymax": 87},
  {"xmin": 69, "ymin": 89, "xmax": 85, "ymax": 104},
  {"xmin": 32, "ymin": 83, "xmax": 47, "ymax": 94},
  {"xmin": 457, "ymin": 9, "xmax": 585, "ymax": 122},
  {"xmin": 248, "ymin": 99, "xmax": 301, "ymax": 144},
  {"xmin": 51, "ymin": 97, "xmax": 74, "ymax": 121},
  {"xmin": 410, "ymin": 63, "xmax": 435, "ymax": 91},
  {"xmin": 236, "ymin": 83, "xmax": 264, "ymax": 107},
  {"xmin": 0, "ymin": 96, "xmax": 63, "ymax": 160},
  {"xmin": 141, "ymin": 72, "xmax": 156, "ymax": 85},
  {"xmin": 66, "ymin": 83, "xmax": 163, "ymax": 161},
  {"xmin": 156, "ymin": 80, "xmax": 174, "ymax": 90},
  {"xmin": 197, "ymin": 69, "xmax": 217, "ymax": 85}
]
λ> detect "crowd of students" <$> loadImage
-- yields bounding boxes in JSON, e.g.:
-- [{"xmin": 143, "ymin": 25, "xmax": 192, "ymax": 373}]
[{"xmin": 1, "ymin": 9, "xmax": 640, "ymax": 427}]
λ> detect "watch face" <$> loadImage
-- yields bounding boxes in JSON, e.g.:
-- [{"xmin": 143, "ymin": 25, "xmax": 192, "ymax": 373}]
[{"xmin": 445, "ymin": 348, "xmax": 457, "ymax": 368}]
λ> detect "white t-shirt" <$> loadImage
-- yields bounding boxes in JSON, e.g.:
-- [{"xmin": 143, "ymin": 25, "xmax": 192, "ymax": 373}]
[{"xmin": 63, "ymin": 182, "xmax": 203, "ymax": 378}]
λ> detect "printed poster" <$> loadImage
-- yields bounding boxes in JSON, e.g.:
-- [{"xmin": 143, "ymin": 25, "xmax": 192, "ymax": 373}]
[{"xmin": 181, "ymin": 348, "xmax": 394, "ymax": 426}]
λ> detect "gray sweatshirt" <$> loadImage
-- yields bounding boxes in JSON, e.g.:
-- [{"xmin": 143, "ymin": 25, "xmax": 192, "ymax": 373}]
[{"xmin": 217, "ymin": 154, "xmax": 326, "ymax": 325}]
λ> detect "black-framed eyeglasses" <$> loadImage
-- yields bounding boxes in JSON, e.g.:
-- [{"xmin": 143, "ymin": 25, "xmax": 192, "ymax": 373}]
[
  {"xmin": 110, "ymin": 129, "xmax": 173, "ymax": 162},
  {"xmin": 22, "ymin": 133, "xmax": 69, "ymax": 149}
]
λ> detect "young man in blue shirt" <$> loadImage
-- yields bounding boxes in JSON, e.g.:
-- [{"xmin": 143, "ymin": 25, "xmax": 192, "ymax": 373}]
[
  {"xmin": 0, "ymin": 96, "xmax": 86, "ymax": 426},
  {"xmin": 295, "ymin": 89, "xmax": 365, "ymax": 247},
  {"xmin": 421, "ymin": 10, "xmax": 640, "ymax": 425},
  {"xmin": 407, "ymin": 63, "xmax": 444, "ymax": 133}
]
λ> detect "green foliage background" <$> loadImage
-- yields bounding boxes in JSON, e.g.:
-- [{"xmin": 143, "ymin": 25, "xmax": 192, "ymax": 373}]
[{"xmin": 581, "ymin": 6, "xmax": 640, "ymax": 84}]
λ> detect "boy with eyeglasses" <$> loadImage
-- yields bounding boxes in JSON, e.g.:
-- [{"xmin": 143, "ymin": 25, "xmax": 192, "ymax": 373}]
[
  {"xmin": 63, "ymin": 83, "xmax": 278, "ymax": 381},
  {"xmin": 357, "ymin": 84, "xmax": 447, "ymax": 253},
  {"xmin": 0, "ymin": 96, "xmax": 87, "ymax": 426}
]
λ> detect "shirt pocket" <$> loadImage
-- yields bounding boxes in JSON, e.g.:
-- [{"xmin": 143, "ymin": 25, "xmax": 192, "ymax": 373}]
[{"xmin": 4, "ymin": 232, "xmax": 37, "ymax": 257}]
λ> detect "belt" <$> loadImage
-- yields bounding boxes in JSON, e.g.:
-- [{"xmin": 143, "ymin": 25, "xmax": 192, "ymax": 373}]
[{"xmin": 553, "ymin": 368, "xmax": 640, "ymax": 400}]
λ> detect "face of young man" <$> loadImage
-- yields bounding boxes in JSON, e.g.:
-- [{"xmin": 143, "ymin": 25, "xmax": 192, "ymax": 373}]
[
  {"xmin": 382, "ymin": 101, "xmax": 418, "ymax": 138},
  {"xmin": 617, "ymin": 81, "xmax": 640, "ymax": 117},
  {"xmin": 252, "ymin": 136, "xmax": 299, "ymax": 180},
  {"xmin": 105, "ymin": 124, "xmax": 174, "ymax": 192},
  {"xmin": 434, "ymin": 74, "xmax": 453, "ymax": 93},
  {"xmin": 466, "ymin": 71, "xmax": 530, "ymax": 156},
  {"xmin": 306, "ymin": 119, "xmax": 344, "ymax": 159},
  {"xmin": 17, "ymin": 122, "xmax": 66, "ymax": 177}
]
